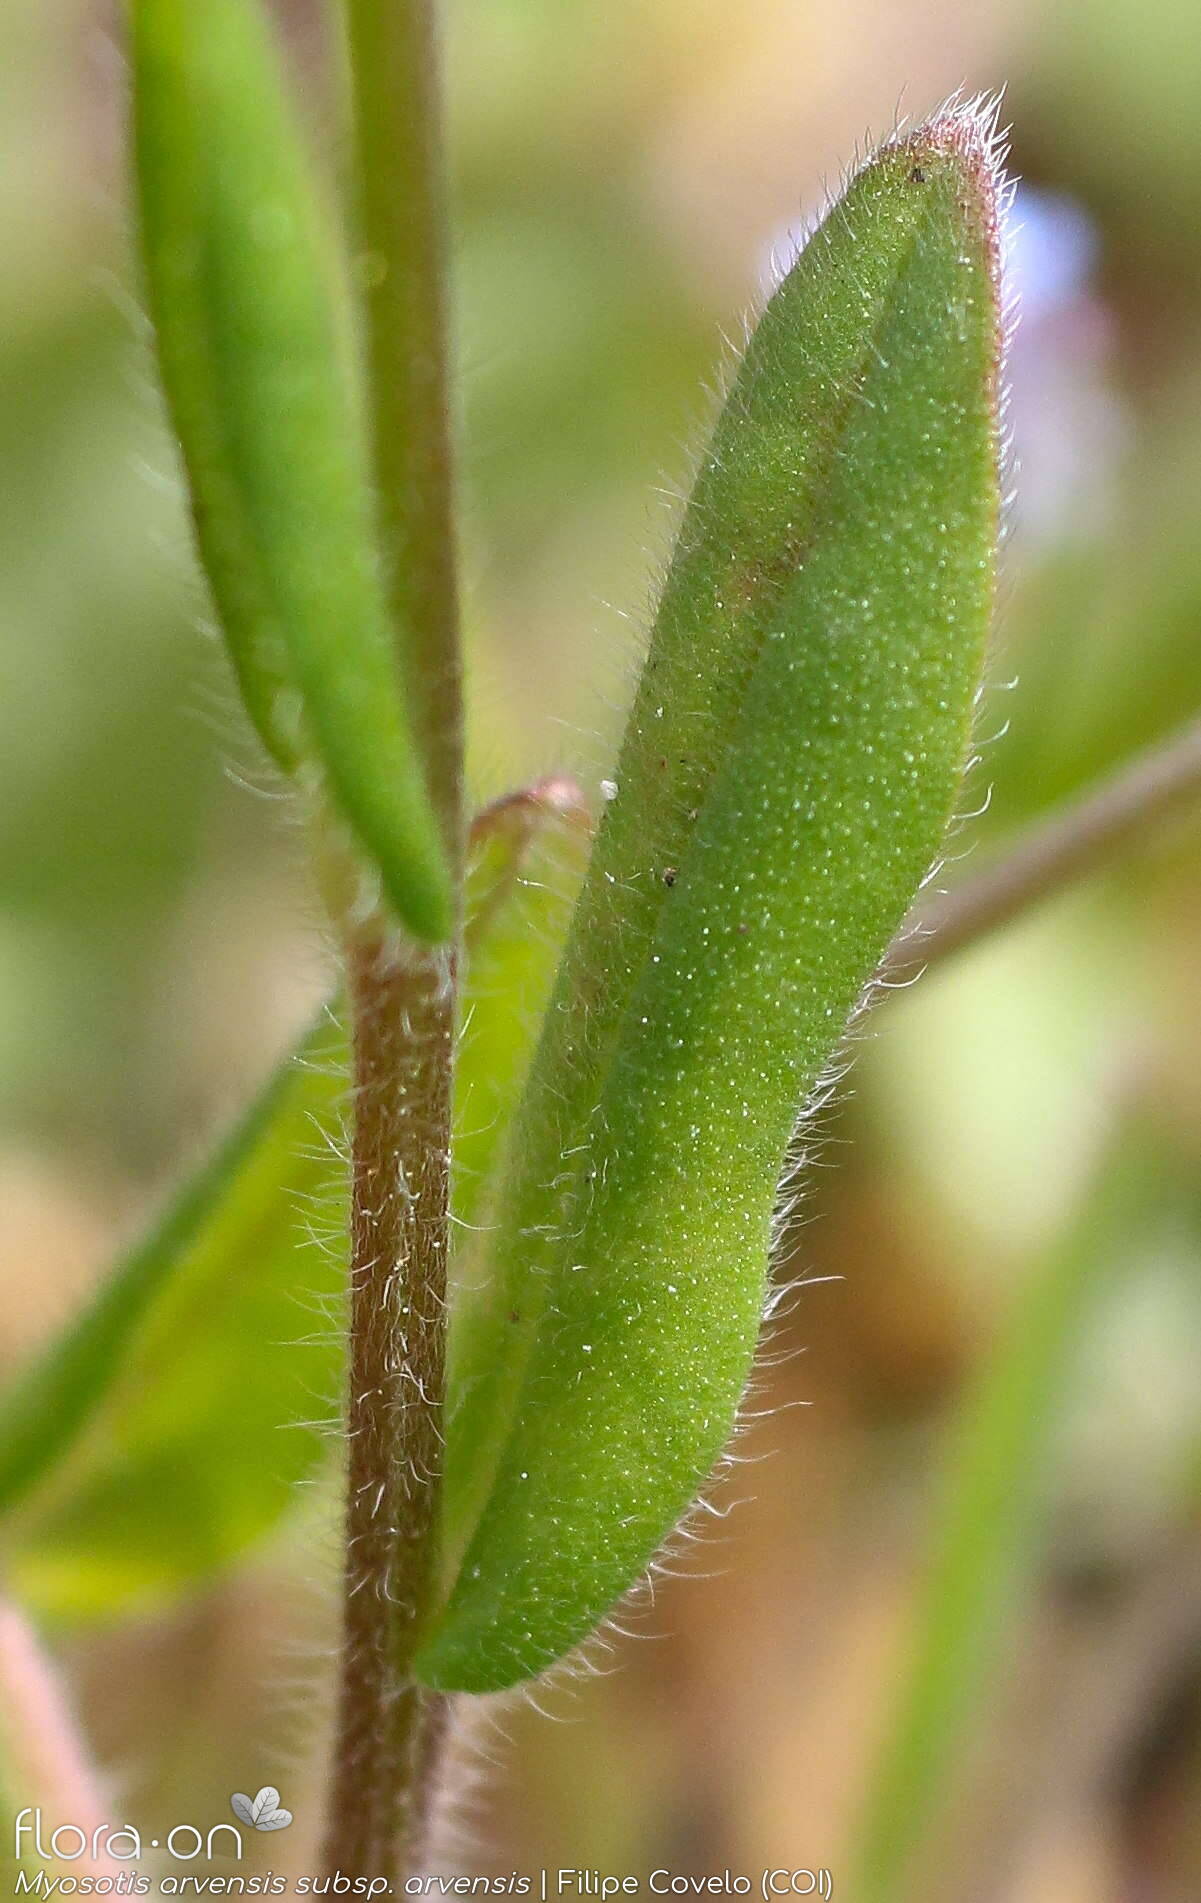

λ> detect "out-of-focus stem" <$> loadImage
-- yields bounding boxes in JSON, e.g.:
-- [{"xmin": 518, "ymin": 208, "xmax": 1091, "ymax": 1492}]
[
  {"xmin": 890, "ymin": 715, "xmax": 1201, "ymax": 978},
  {"xmin": 0, "ymin": 1602, "xmax": 121, "ymax": 1876}
]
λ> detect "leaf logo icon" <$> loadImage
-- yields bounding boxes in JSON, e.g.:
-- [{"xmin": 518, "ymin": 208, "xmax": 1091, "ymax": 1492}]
[{"xmin": 230, "ymin": 1788, "xmax": 293, "ymax": 1831}]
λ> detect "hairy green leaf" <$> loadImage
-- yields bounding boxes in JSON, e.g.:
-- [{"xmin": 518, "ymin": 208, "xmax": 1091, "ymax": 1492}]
[
  {"xmin": 131, "ymin": 0, "xmax": 452, "ymax": 941},
  {"xmin": 417, "ymin": 105, "xmax": 1006, "ymax": 1692}
]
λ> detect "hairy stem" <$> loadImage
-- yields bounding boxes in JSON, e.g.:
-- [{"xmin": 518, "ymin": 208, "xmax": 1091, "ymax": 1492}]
[
  {"xmin": 891, "ymin": 715, "xmax": 1201, "ymax": 978},
  {"xmin": 322, "ymin": 935, "xmax": 454, "ymax": 1879},
  {"xmin": 324, "ymin": 0, "xmax": 463, "ymax": 1876}
]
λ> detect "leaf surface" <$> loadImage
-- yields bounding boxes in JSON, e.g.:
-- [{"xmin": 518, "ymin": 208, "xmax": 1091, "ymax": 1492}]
[
  {"xmin": 419, "ymin": 105, "xmax": 1007, "ymax": 1692},
  {"xmin": 131, "ymin": 0, "xmax": 452, "ymax": 939},
  {"xmin": 0, "ymin": 1013, "xmax": 347, "ymax": 1619}
]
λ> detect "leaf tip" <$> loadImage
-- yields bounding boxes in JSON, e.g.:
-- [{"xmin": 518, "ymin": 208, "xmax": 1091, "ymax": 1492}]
[
  {"xmin": 895, "ymin": 89, "xmax": 1014, "ymax": 288},
  {"xmin": 871, "ymin": 89, "xmax": 1016, "ymax": 430}
]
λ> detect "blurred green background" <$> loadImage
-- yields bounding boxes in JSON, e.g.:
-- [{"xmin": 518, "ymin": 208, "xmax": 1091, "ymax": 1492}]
[{"xmin": 3, "ymin": 0, "xmax": 1201, "ymax": 1897}]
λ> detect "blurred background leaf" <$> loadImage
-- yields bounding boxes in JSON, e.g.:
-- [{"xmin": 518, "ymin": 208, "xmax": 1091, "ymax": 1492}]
[
  {"xmin": 1, "ymin": 1011, "xmax": 346, "ymax": 1623},
  {"xmin": 0, "ymin": 1009, "xmax": 338, "ymax": 1528},
  {"xmin": 851, "ymin": 1117, "xmax": 1161, "ymax": 1902},
  {"xmin": 0, "ymin": 786, "xmax": 586, "ymax": 1627}
]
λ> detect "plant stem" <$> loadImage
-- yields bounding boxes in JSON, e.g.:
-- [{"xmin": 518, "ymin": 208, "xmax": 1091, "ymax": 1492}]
[
  {"xmin": 0, "ymin": 1601, "xmax": 122, "ymax": 1877},
  {"xmin": 924, "ymin": 1536, "xmax": 1201, "ymax": 1903},
  {"xmin": 323, "ymin": 934, "xmax": 454, "ymax": 1880},
  {"xmin": 890, "ymin": 715, "xmax": 1201, "ymax": 978},
  {"xmin": 324, "ymin": 0, "xmax": 463, "ymax": 1879}
]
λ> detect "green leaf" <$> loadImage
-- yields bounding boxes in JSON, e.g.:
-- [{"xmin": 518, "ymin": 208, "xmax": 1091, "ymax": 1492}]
[
  {"xmin": 849, "ymin": 1136, "xmax": 1150, "ymax": 1903},
  {"xmin": 0, "ymin": 796, "xmax": 576, "ymax": 1622},
  {"xmin": 417, "ymin": 104, "xmax": 1007, "ymax": 1693},
  {"xmin": 131, "ymin": 0, "xmax": 453, "ymax": 941},
  {"xmin": 454, "ymin": 778, "xmax": 591, "ymax": 1232},
  {"xmin": 0, "ymin": 1019, "xmax": 329, "ymax": 1522},
  {"xmin": 1, "ymin": 1012, "xmax": 347, "ymax": 1620}
]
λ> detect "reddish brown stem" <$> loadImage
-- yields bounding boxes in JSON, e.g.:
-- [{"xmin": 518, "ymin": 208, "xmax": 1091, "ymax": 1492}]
[{"xmin": 321, "ymin": 933, "xmax": 454, "ymax": 1880}]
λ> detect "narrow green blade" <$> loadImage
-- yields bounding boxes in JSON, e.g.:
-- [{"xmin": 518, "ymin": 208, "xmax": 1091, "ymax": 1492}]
[
  {"xmin": 0, "ymin": 1013, "xmax": 346, "ymax": 1618},
  {"xmin": 131, "ymin": 0, "xmax": 453, "ymax": 940},
  {"xmin": 850, "ymin": 1140, "xmax": 1150, "ymax": 1903},
  {"xmin": 0, "ymin": 1016, "xmax": 335, "ymax": 1521}
]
